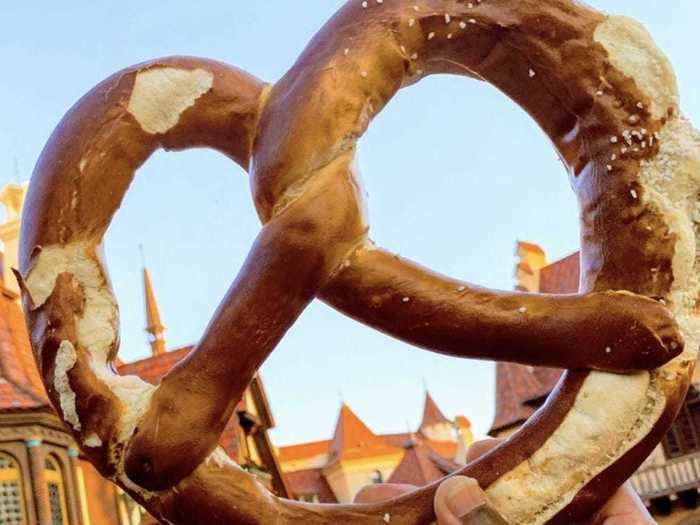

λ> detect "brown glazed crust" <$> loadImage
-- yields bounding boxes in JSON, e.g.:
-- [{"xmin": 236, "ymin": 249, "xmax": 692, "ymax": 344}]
[
  {"xmin": 321, "ymin": 249, "xmax": 678, "ymax": 372},
  {"xmin": 17, "ymin": 1, "xmax": 694, "ymax": 524}
]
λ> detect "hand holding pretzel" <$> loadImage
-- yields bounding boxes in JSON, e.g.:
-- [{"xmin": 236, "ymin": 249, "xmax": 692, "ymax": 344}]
[
  {"xmin": 357, "ymin": 440, "xmax": 655, "ymax": 524},
  {"xmin": 18, "ymin": 0, "xmax": 699, "ymax": 523}
]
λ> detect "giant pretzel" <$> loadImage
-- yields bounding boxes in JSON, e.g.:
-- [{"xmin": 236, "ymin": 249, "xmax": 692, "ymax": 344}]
[{"xmin": 17, "ymin": 0, "xmax": 700, "ymax": 523}]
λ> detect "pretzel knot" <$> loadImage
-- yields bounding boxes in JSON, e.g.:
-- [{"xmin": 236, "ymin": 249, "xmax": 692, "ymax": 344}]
[{"xmin": 17, "ymin": 1, "xmax": 700, "ymax": 524}]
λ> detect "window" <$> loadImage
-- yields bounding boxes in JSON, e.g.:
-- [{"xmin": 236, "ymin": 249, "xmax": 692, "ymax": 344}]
[
  {"xmin": 0, "ymin": 453, "xmax": 27, "ymax": 525},
  {"xmin": 663, "ymin": 387, "xmax": 700, "ymax": 458},
  {"xmin": 44, "ymin": 456, "xmax": 68, "ymax": 525}
]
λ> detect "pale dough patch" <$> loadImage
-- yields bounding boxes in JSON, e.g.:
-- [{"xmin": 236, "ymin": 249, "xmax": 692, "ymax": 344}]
[
  {"xmin": 594, "ymin": 16, "xmax": 678, "ymax": 119},
  {"xmin": 24, "ymin": 242, "xmax": 156, "ymax": 446},
  {"xmin": 487, "ymin": 371, "xmax": 663, "ymax": 524},
  {"xmin": 54, "ymin": 340, "xmax": 81, "ymax": 431},
  {"xmin": 127, "ymin": 67, "xmax": 214, "ymax": 134}
]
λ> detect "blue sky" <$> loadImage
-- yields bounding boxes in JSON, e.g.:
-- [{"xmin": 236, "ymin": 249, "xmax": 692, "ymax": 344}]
[{"xmin": 1, "ymin": 2, "xmax": 699, "ymax": 446}]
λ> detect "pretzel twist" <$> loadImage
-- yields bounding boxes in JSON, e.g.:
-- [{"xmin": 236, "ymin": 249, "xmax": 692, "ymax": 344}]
[{"xmin": 18, "ymin": 1, "xmax": 700, "ymax": 524}]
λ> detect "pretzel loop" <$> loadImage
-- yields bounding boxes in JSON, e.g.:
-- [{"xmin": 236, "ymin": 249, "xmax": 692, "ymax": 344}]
[{"xmin": 18, "ymin": 1, "xmax": 700, "ymax": 524}]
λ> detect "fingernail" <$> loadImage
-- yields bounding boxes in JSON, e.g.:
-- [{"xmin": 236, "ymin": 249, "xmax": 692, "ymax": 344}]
[
  {"xmin": 462, "ymin": 504, "xmax": 510, "ymax": 524},
  {"xmin": 445, "ymin": 478, "xmax": 487, "ymax": 518}
]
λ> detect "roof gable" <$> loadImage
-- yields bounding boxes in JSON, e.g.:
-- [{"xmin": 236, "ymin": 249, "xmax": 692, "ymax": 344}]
[
  {"xmin": 328, "ymin": 404, "xmax": 399, "ymax": 463},
  {"xmin": 387, "ymin": 442, "xmax": 457, "ymax": 486},
  {"xmin": 420, "ymin": 392, "xmax": 449, "ymax": 428}
]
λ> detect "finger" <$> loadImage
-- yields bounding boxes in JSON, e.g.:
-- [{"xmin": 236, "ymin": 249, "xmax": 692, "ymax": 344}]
[
  {"xmin": 435, "ymin": 477, "xmax": 496, "ymax": 525},
  {"xmin": 590, "ymin": 483, "xmax": 655, "ymax": 525},
  {"xmin": 354, "ymin": 483, "xmax": 416, "ymax": 504},
  {"xmin": 466, "ymin": 439, "xmax": 504, "ymax": 463},
  {"xmin": 462, "ymin": 505, "xmax": 511, "ymax": 525}
]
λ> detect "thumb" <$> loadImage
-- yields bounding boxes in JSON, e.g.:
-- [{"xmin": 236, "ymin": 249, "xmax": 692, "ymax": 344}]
[{"xmin": 435, "ymin": 477, "xmax": 509, "ymax": 525}]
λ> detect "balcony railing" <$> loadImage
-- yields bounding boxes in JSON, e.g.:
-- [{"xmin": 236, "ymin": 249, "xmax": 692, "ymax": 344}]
[{"xmin": 631, "ymin": 452, "xmax": 700, "ymax": 500}]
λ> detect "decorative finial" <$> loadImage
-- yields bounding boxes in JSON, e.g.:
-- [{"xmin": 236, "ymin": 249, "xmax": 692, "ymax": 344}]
[{"xmin": 139, "ymin": 243, "xmax": 146, "ymax": 267}]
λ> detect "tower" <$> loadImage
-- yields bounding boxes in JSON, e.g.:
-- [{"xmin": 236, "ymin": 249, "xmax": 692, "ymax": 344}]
[
  {"xmin": 0, "ymin": 182, "xmax": 28, "ymax": 299},
  {"xmin": 143, "ymin": 266, "xmax": 167, "ymax": 356},
  {"xmin": 418, "ymin": 391, "xmax": 453, "ymax": 442},
  {"xmin": 515, "ymin": 241, "xmax": 548, "ymax": 292}
]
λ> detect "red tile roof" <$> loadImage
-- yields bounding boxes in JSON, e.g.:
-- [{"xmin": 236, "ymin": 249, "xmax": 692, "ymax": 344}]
[
  {"xmin": 489, "ymin": 363, "xmax": 563, "ymax": 434},
  {"xmin": 428, "ymin": 451, "xmax": 461, "ymax": 475},
  {"xmin": 117, "ymin": 345, "xmax": 192, "ymax": 384},
  {"xmin": 283, "ymin": 437, "xmax": 461, "ymax": 499},
  {"xmin": 539, "ymin": 252, "xmax": 580, "ymax": 294},
  {"xmin": 281, "ymin": 434, "xmax": 437, "ymax": 468},
  {"xmin": 365, "ymin": 431, "xmax": 459, "ymax": 461},
  {"xmin": 420, "ymin": 392, "xmax": 449, "ymax": 428},
  {"xmin": 0, "ymin": 381, "xmax": 45, "ymax": 411},
  {"xmin": 278, "ymin": 440, "xmax": 331, "ymax": 463},
  {"xmin": 382, "ymin": 432, "xmax": 416, "ymax": 449},
  {"xmin": 387, "ymin": 441, "xmax": 457, "ymax": 486},
  {"xmin": 281, "ymin": 403, "xmax": 466, "ymax": 501},
  {"xmin": 490, "ymin": 249, "xmax": 580, "ymax": 435},
  {"xmin": 328, "ymin": 404, "xmax": 401, "ymax": 464},
  {"xmin": 0, "ymin": 290, "xmax": 50, "ymax": 412},
  {"xmin": 524, "ymin": 367, "xmax": 566, "ymax": 405},
  {"xmin": 381, "ymin": 433, "xmax": 459, "ymax": 460},
  {"xmin": 285, "ymin": 468, "xmax": 338, "ymax": 503},
  {"xmin": 281, "ymin": 395, "xmax": 464, "ymax": 468}
]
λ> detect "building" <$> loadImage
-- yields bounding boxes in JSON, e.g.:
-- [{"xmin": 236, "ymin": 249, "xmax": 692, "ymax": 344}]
[
  {"xmin": 0, "ymin": 183, "xmax": 288, "ymax": 524},
  {"xmin": 490, "ymin": 241, "xmax": 700, "ymax": 525},
  {"xmin": 279, "ymin": 393, "xmax": 474, "ymax": 503}
]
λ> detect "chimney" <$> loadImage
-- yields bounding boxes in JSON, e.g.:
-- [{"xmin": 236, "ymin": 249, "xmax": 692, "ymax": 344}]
[
  {"xmin": 0, "ymin": 182, "xmax": 29, "ymax": 299},
  {"xmin": 515, "ymin": 241, "xmax": 548, "ymax": 292}
]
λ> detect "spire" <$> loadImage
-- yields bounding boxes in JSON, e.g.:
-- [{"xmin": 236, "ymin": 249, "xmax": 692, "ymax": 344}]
[
  {"xmin": 327, "ymin": 403, "xmax": 390, "ymax": 464},
  {"xmin": 420, "ymin": 391, "xmax": 449, "ymax": 429},
  {"xmin": 143, "ymin": 264, "xmax": 167, "ymax": 356}
]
